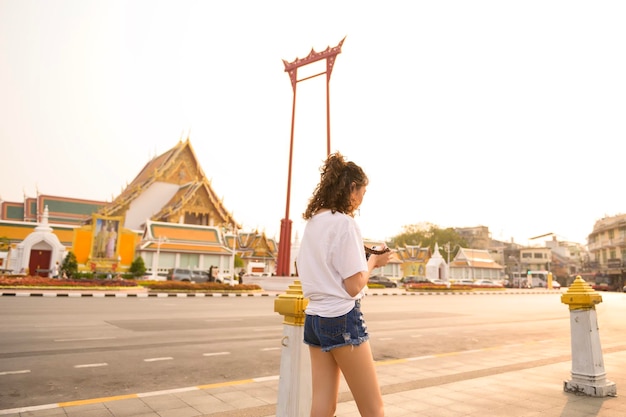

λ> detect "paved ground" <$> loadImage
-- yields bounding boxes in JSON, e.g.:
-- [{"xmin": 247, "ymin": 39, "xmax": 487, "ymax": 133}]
[{"xmin": 1, "ymin": 287, "xmax": 624, "ymax": 417}]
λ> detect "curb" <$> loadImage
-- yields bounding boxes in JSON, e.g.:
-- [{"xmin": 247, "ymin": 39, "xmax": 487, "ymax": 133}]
[{"xmin": 0, "ymin": 289, "xmax": 563, "ymax": 297}]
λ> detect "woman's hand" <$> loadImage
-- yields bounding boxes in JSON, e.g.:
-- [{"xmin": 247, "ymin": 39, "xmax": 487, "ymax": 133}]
[
  {"xmin": 370, "ymin": 250, "xmax": 392, "ymax": 268},
  {"xmin": 367, "ymin": 245, "xmax": 392, "ymax": 270},
  {"xmin": 345, "ymin": 246, "xmax": 393, "ymax": 297}
]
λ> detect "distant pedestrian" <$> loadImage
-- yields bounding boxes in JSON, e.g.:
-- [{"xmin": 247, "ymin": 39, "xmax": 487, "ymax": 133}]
[{"xmin": 52, "ymin": 262, "xmax": 59, "ymax": 279}]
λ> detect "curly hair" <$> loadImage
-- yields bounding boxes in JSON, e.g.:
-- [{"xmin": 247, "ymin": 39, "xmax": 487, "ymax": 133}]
[{"xmin": 303, "ymin": 152, "xmax": 369, "ymax": 220}]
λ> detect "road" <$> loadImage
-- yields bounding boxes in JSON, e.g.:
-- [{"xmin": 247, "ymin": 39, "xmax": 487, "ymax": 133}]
[{"xmin": 1, "ymin": 290, "xmax": 625, "ymax": 410}]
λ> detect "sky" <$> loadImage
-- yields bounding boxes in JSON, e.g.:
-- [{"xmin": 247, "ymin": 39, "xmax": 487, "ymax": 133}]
[{"xmin": 1, "ymin": 1, "xmax": 624, "ymax": 247}]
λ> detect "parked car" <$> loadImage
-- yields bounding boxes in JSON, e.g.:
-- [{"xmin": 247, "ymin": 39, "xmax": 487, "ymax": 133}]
[
  {"xmin": 401, "ymin": 276, "xmax": 430, "ymax": 285},
  {"xmin": 166, "ymin": 268, "xmax": 206, "ymax": 283},
  {"xmin": 473, "ymin": 279, "xmax": 503, "ymax": 287},
  {"xmin": 431, "ymin": 279, "xmax": 451, "ymax": 288},
  {"xmin": 454, "ymin": 279, "xmax": 475, "ymax": 286},
  {"xmin": 368, "ymin": 275, "xmax": 397, "ymax": 288},
  {"xmin": 550, "ymin": 280, "xmax": 562, "ymax": 289}
]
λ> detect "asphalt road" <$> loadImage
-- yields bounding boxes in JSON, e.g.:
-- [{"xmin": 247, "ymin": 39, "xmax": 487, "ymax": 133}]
[{"xmin": 1, "ymin": 290, "xmax": 624, "ymax": 410}]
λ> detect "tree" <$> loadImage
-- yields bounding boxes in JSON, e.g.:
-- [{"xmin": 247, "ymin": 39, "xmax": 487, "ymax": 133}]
[
  {"xmin": 234, "ymin": 254, "xmax": 244, "ymax": 269},
  {"xmin": 388, "ymin": 223, "xmax": 467, "ymax": 259},
  {"xmin": 129, "ymin": 256, "xmax": 147, "ymax": 278},
  {"xmin": 60, "ymin": 252, "xmax": 78, "ymax": 278}
]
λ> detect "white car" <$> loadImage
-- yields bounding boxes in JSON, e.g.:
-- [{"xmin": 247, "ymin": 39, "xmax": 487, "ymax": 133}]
[
  {"xmin": 549, "ymin": 280, "xmax": 561, "ymax": 289},
  {"xmin": 431, "ymin": 279, "xmax": 451, "ymax": 288},
  {"xmin": 216, "ymin": 275, "xmax": 237, "ymax": 285},
  {"xmin": 474, "ymin": 279, "xmax": 503, "ymax": 287}
]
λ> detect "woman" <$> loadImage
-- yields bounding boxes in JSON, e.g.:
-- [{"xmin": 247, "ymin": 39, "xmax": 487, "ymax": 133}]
[{"xmin": 297, "ymin": 152, "xmax": 392, "ymax": 417}]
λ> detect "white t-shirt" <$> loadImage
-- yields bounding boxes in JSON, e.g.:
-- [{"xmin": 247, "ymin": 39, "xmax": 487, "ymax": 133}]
[{"xmin": 297, "ymin": 210, "xmax": 368, "ymax": 317}]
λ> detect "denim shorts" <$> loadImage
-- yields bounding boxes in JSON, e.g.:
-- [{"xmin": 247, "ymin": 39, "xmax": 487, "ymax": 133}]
[{"xmin": 303, "ymin": 300, "xmax": 369, "ymax": 352}]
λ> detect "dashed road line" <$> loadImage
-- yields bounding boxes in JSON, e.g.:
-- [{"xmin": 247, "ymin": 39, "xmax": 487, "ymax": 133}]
[
  {"xmin": 203, "ymin": 352, "xmax": 230, "ymax": 357},
  {"xmin": 0, "ymin": 369, "xmax": 30, "ymax": 375},
  {"xmin": 74, "ymin": 363, "xmax": 108, "ymax": 368}
]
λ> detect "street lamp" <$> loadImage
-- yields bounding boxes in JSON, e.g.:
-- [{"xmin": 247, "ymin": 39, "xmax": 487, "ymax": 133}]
[
  {"xmin": 443, "ymin": 242, "xmax": 461, "ymax": 281},
  {"xmin": 229, "ymin": 224, "xmax": 237, "ymax": 287},
  {"xmin": 151, "ymin": 236, "xmax": 167, "ymax": 280},
  {"xmin": 508, "ymin": 255, "xmax": 521, "ymax": 288}
]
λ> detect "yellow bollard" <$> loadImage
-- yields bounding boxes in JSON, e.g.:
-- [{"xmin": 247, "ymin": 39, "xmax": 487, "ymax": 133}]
[
  {"xmin": 560, "ymin": 276, "xmax": 616, "ymax": 396},
  {"xmin": 274, "ymin": 280, "xmax": 311, "ymax": 416}
]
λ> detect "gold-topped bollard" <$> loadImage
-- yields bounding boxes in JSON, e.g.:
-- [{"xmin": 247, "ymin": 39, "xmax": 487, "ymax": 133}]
[
  {"xmin": 560, "ymin": 276, "xmax": 616, "ymax": 397},
  {"xmin": 274, "ymin": 280, "xmax": 308, "ymax": 325},
  {"xmin": 274, "ymin": 280, "xmax": 311, "ymax": 416}
]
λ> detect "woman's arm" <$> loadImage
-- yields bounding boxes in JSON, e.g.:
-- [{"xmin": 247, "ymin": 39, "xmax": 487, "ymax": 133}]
[{"xmin": 343, "ymin": 252, "xmax": 392, "ymax": 297}]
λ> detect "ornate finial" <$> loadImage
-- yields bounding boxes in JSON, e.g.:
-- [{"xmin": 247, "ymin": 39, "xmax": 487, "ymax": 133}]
[
  {"xmin": 561, "ymin": 276, "xmax": 603, "ymax": 310},
  {"xmin": 42, "ymin": 205, "xmax": 49, "ymax": 224}
]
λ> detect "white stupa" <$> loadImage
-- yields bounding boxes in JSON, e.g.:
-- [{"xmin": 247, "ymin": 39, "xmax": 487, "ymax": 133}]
[{"xmin": 9, "ymin": 205, "xmax": 66, "ymax": 275}]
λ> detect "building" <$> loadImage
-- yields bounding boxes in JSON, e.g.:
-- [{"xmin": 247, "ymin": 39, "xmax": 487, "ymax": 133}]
[
  {"xmin": 395, "ymin": 245, "xmax": 432, "ymax": 278},
  {"xmin": 455, "ymin": 226, "xmax": 491, "ymax": 250},
  {"xmin": 1, "ymin": 194, "xmax": 107, "ymax": 226},
  {"xmin": 587, "ymin": 213, "xmax": 626, "ymax": 290},
  {"xmin": 449, "ymin": 247, "xmax": 504, "ymax": 281},
  {"xmin": 0, "ymin": 139, "xmax": 278, "ymax": 277}
]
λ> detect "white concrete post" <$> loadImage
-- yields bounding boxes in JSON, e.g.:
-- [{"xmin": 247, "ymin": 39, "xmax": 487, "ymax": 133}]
[
  {"xmin": 274, "ymin": 280, "xmax": 311, "ymax": 416},
  {"xmin": 561, "ymin": 276, "xmax": 616, "ymax": 397}
]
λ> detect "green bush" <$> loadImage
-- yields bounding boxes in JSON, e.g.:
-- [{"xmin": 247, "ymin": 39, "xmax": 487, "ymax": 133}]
[
  {"xmin": 60, "ymin": 252, "xmax": 78, "ymax": 278},
  {"xmin": 0, "ymin": 276, "xmax": 139, "ymax": 288},
  {"xmin": 129, "ymin": 257, "xmax": 147, "ymax": 277}
]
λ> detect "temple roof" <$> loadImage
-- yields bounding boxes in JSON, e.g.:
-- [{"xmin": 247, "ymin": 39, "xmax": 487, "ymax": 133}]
[
  {"xmin": 98, "ymin": 138, "xmax": 238, "ymax": 230},
  {"xmin": 450, "ymin": 248, "xmax": 504, "ymax": 270},
  {"xmin": 141, "ymin": 220, "xmax": 232, "ymax": 255},
  {"xmin": 232, "ymin": 231, "xmax": 278, "ymax": 261}
]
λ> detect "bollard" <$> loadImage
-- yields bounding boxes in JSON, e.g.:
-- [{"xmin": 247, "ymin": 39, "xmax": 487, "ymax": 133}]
[
  {"xmin": 560, "ymin": 276, "xmax": 616, "ymax": 397},
  {"xmin": 547, "ymin": 271, "xmax": 554, "ymax": 290},
  {"xmin": 274, "ymin": 280, "xmax": 311, "ymax": 416}
]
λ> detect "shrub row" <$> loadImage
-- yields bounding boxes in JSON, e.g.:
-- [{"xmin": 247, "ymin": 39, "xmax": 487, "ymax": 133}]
[
  {"xmin": 0, "ymin": 276, "xmax": 261, "ymax": 291},
  {"xmin": 0, "ymin": 276, "xmax": 139, "ymax": 288}
]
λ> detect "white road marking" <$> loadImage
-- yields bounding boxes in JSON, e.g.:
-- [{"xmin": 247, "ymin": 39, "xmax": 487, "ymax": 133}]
[
  {"xmin": 0, "ymin": 370, "xmax": 30, "ymax": 375},
  {"xmin": 74, "ymin": 363, "xmax": 108, "ymax": 368}
]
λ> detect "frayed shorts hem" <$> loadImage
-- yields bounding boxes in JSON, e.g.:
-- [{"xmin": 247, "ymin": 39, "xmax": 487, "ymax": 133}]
[{"xmin": 304, "ymin": 335, "xmax": 369, "ymax": 352}]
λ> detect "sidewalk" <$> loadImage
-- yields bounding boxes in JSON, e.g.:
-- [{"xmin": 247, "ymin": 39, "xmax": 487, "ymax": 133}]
[
  {"xmin": 1, "ymin": 321, "xmax": 624, "ymax": 416},
  {"xmin": 1, "ymin": 288, "xmax": 624, "ymax": 417}
]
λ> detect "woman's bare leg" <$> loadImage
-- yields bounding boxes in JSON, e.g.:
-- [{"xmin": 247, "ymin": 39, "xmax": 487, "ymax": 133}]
[
  {"xmin": 309, "ymin": 346, "xmax": 341, "ymax": 417},
  {"xmin": 331, "ymin": 341, "xmax": 384, "ymax": 417}
]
